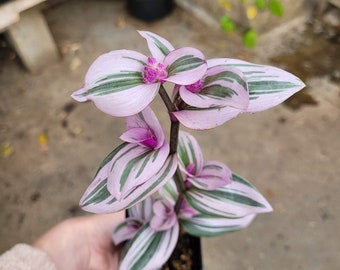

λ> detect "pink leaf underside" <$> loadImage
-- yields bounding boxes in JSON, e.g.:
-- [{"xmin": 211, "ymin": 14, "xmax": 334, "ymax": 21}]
[
  {"xmin": 179, "ymin": 65, "xmax": 249, "ymax": 109},
  {"xmin": 178, "ymin": 131, "xmax": 204, "ymax": 175},
  {"xmin": 164, "ymin": 47, "xmax": 207, "ymax": 85},
  {"xmin": 72, "ymin": 50, "xmax": 160, "ymax": 117},
  {"xmin": 112, "ymin": 218, "xmax": 142, "ymax": 245},
  {"xmin": 188, "ymin": 160, "xmax": 232, "ymax": 190},
  {"xmin": 150, "ymin": 200, "xmax": 177, "ymax": 231},
  {"xmin": 107, "ymin": 142, "xmax": 170, "ymax": 200},
  {"xmin": 122, "ymin": 107, "xmax": 165, "ymax": 149},
  {"xmin": 207, "ymin": 58, "xmax": 306, "ymax": 113},
  {"xmin": 81, "ymin": 155, "xmax": 177, "ymax": 214},
  {"xmin": 138, "ymin": 30, "xmax": 175, "ymax": 62},
  {"xmin": 173, "ymin": 105, "xmax": 241, "ymax": 130}
]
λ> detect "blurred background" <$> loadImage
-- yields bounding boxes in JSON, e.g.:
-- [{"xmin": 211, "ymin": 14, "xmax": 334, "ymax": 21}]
[{"xmin": 0, "ymin": 0, "xmax": 339, "ymax": 269}]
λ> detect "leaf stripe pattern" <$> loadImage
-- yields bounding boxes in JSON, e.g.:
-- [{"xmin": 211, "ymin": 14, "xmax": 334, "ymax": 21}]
[
  {"xmin": 80, "ymin": 155, "xmax": 177, "ymax": 213},
  {"xmin": 119, "ymin": 222, "xmax": 179, "ymax": 270},
  {"xmin": 207, "ymin": 58, "xmax": 305, "ymax": 112},
  {"xmin": 84, "ymin": 71, "xmax": 144, "ymax": 96},
  {"xmin": 167, "ymin": 55, "xmax": 206, "ymax": 75},
  {"xmin": 185, "ymin": 173, "xmax": 272, "ymax": 218},
  {"xmin": 181, "ymin": 214, "xmax": 255, "ymax": 237}
]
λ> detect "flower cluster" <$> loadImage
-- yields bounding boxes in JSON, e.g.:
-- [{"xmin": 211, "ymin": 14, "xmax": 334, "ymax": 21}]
[{"xmin": 72, "ymin": 31, "xmax": 305, "ymax": 269}]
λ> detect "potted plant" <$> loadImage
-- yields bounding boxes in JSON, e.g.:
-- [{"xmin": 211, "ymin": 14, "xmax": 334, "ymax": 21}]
[{"xmin": 71, "ymin": 30, "xmax": 305, "ymax": 269}]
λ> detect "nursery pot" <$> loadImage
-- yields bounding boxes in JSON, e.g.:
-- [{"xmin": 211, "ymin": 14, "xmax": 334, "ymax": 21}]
[
  {"xmin": 126, "ymin": 0, "xmax": 174, "ymax": 22},
  {"xmin": 162, "ymin": 231, "xmax": 203, "ymax": 270}
]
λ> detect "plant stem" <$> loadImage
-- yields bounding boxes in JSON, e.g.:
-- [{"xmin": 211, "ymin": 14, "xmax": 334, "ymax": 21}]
[
  {"xmin": 158, "ymin": 84, "xmax": 185, "ymax": 215},
  {"xmin": 174, "ymin": 168, "xmax": 185, "ymax": 214},
  {"xmin": 158, "ymin": 85, "xmax": 176, "ymax": 112},
  {"xmin": 169, "ymin": 121, "xmax": 179, "ymax": 155}
]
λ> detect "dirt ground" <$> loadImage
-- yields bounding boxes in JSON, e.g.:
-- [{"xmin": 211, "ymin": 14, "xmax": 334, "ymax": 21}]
[{"xmin": 0, "ymin": 0, "xmax": 339, "ymax": 269}]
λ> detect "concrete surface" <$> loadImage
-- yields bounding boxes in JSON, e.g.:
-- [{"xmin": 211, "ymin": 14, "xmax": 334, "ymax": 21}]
[{"xmin": 0, "ymin": 0, "xmax": 339, "ymax": 269}]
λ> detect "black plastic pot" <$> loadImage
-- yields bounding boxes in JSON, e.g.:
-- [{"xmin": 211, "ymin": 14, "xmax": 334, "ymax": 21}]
[
  {"xmin": 126, "ymin": 0, "xmax": 174, "ymax": 22},
  {"xmin": 162, "ymin": 232, "xmax": 203, "ymax": 270}
]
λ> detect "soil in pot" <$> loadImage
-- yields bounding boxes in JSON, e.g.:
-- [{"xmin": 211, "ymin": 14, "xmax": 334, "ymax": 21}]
[{"xmin": 162, "ymin": 230, "xmax": 203, "ymax": 270}]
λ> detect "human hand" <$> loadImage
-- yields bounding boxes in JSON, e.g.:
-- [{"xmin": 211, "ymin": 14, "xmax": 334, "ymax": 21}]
[{"xmin": 33, "ymin": 212, "xmax": 125, "ymax": 270}]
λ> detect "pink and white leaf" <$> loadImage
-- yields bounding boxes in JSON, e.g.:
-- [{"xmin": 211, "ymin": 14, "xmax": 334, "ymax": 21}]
[
  {"xmin": 121, "ymin": 106, "xmax": 165, "ymax": 149},
  {"xmin": 106, "ymin": 141, "xmax": 169, "ymax": 200},
  {"xmin": 150, "ymin": 200, "xmax": 177, "ymax": 231},
  {"xmin": 181, "ymin": 213, "xmax": 255, "ymax": 237},
  {"xmin": 138, "ymin": 30, "xmax": 175, "ymax": 62},
  {"xmin": 188, "ymin": 160, "xmax": 232, "ymax": 190},
  {"xmin": 164, "ymin": 47, "xmax": 207, "ymax": 85},
  {"xmin": 173, "ymin": 105, "xmax": 241, "ymax": 130},
  {"xmin": 207, "ymin": 58, "xmax": 305, "ymax": 112},
  {"xmin": 80, "ymin": 155, "xmax": 177, "ymax": 213},
  {"xmin": 113, "ymin": 197, "xmax": 154, "ymax": 245},
  {"xmin": 71, "ymin": 50, "xmax": 161, "ymax": 117},
  {"xmin": 179, "ymin": 65, "xmax": 249, "ymax": 109},
  {"xmin": 112, "ymin": 218, "xmax": 144, "ymax": 245},
  {"xmin": 177, "ymin": 131, "xmax": 204, "ymax": 176},
  {"xmin": 159, "ymin": 178, "xmax": 178, "ymax": 205},
  {"xmin": 185, "ymin": 174, "xmax": 272, "ymax": 218},
  {"xmin": 127, "ymin": 196, "xmax": 154, "ymax": 221},
  {"xmin": 119, "ymin": 222, "xmax": 179, "ymax": 270}
]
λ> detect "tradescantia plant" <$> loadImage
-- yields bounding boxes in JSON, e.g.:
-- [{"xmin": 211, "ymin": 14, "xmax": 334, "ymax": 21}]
[{"xmin": 72, "ymin": 30, "xmax": 305, "ymax": 269}]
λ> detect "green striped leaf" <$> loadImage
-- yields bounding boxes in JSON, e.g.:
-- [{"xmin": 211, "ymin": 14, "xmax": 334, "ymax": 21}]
[
  {"xmin": 120, "ymin": 222, "xmax": 179, "ymax": 270},
  {"xmin": 181, "ymin": 214, "xmax": 255, "ymax": 237},
  {"xmin": 207, "ymin": 58, "xmax": 305, "ymax": 112},
  {"xmin": 80, "ymin": 155, "xmax": 177, "ymax": 213},
  {"xmin": 85, "ymin": 71, "xmax": 143, "ymax": 97},
  {"xmin": 167, "ymin": 54, "xmax": 205, "ymax": 75},
  {"xmin": 177, "ymin": 131, "xmax": 203, "ymax": 175},
  {"xmin": 106, "ymin": 142, "xmax": 169, "ymax": 200},
  {"xmin": 138, "ymin": 30, "xmax": 175, "ymax": 61},
  {"xmin": 185, "ymin": 173, "xmax": 272, "ymax": 218}
]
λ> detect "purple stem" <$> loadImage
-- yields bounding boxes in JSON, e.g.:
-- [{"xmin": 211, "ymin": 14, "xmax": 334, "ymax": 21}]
[{"xmin": 158, "ymin": 84, "xmax": 185, "ymax": 215}]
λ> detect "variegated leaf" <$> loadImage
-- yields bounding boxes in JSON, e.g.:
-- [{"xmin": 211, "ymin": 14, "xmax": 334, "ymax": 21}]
[
  {"xmin": 179, "ymin": 65, "xmax": 249, "ymax": 109},
  {"xmin": 188, "ymin": 160, "xmax": 232, "ymax": 190},
  {"xmin": 71, "ymin": 50, "xmax": 160, "ymax": 117},
  {"xmin": 138, "ymin": 30, "xmax": 175, "ymax": 62},
  {"xmin": 106, "ymin": 141, "xmax": 169, "ymax": 200},
  {"xmin": 164, "ymin": 48, "xmax": 207, "ymax": 85},
  {"xmin": 177, "ymin": 130, "xmax": 203, "ymax": 176},
  {"xmin": 120, "ymin": 222, "xmax": 179, "ymax": 270},
  {"xmin": 80, "ymin": 155, "xmax": 177, "ymax": 213},
  {"xmin": 207, "ymin": 58, "xmax": 305, "ymax": 112},
  {"xmin": 127, "ymin": 196, "xmax": 154, "ymax": 221},
  {"xmin": 181, "ymin": 213, "xmax": 255, "ymax": 237},
  {"xmin": 185, "ymin": 173, "xmax": 272, "ymax": 218},
  {"xmin": 158, "ymin": 178, "xmax": 178, "ymax": 205},
  {"xmin": 112, "ymin": 218, "xmax": 143, "ymax": 245},
  {"xmin": 172, "ymin": 104, "xmax": 242, "ymax": 130}
]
